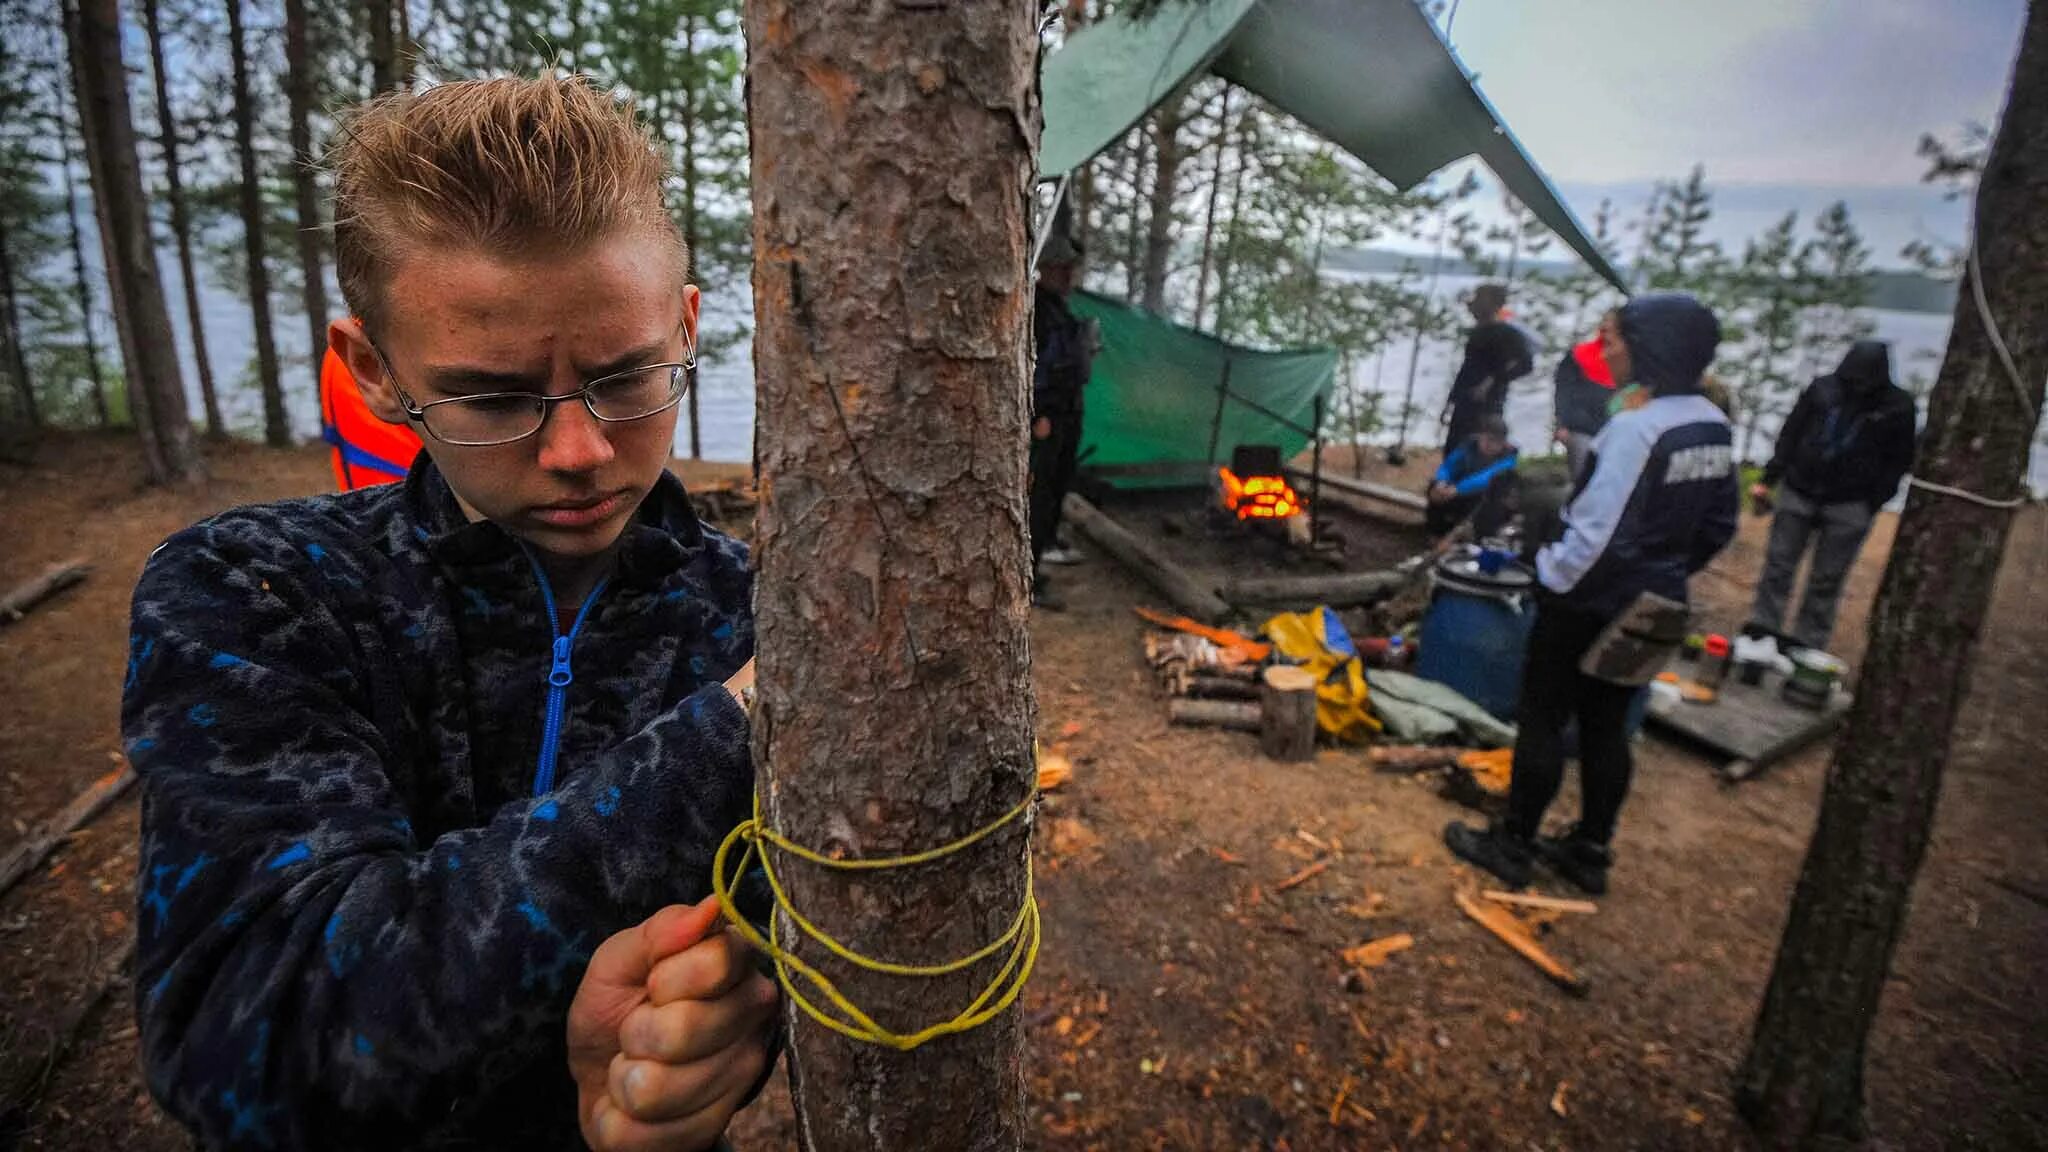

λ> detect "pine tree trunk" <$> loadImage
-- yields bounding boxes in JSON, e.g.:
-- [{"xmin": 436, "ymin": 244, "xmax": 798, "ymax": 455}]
[
  {"xmin": 226, "ymin": 0, "xmax": 289, "ymax": 447},
  {"xmin": 1122, "ymin": 130, "xmax": 1148, "ymax": 303},
  {"xmin": 1211, "ymin": 102, "xmax": 1249, "ymax": 338},
  {"xmin": 142, "ymin": 0, "xmax": 221, "ymax": 436},
  {"xmin": 1735, "ymin": 8, "xmax": 2047, "ymax": 1147},
  {"xmin": 1139, "ymin": 93, "xmax": 1185, "ymax": 315},
  {"xmin": 680, "ymin": 7, "xmax": 702, "ymax": 460},
  {"xmin": 0, "ymin": 213, "xmax": 37, "ymax": 431},
  {"xmin": 285, "ymin": 0, "xmax": 332, "ymax": 381},
  {"xmin": 66, "ymin": 0, "xmax": 202, "ymax": 484},
  {"xmin": 1192, "ymin": 85, "xmax": 1231, "ymax": 329},
  {"xmin": 366, "ymin": 0, "xmax": 396, "ymax": 94},
  {"xmin": 395, "ymin": 0, "xmax": 415, "ymax": 87},
  {"xmin": 56, "ymin": 106, "xmax": 111, "ymax": 428},
  {"xmin": 743, "ymin": 2, "xmax": 1037, "ymax": 1148}
]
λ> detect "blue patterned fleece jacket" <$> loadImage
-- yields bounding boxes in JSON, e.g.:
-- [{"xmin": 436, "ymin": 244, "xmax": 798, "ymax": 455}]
[{"xmin": 122, "ymin": 458, "xmax": 756, "ymax": 1149}]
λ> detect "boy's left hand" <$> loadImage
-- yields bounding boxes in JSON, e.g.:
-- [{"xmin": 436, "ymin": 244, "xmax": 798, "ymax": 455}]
[{"xmin": 569, "ymin": 899, "xmax": 780, "ymax": 1152}]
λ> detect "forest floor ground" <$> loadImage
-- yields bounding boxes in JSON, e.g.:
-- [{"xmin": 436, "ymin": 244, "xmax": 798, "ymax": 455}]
[{"xmin": 3, "ymin": 431, "xmax": 2044, "ymax": 1151}]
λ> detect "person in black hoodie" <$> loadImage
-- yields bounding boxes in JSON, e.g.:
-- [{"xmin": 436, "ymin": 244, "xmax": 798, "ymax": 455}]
[
  {"xmin": 1442, "ymin": 283, "xmax": 1535, "ymax": 459},
  {"xmin": 1552, "ymin": 312, "xmax": 1620, "ymax": 480},
  {"xmin": 1029, "ymin": 231, "xmax": 1095, "ymax": 609},
  {"xmin": 1745, "ymin": 340, "xmax": 1917, "ymax": 652},
  {"xmin": 1446, "ymin": 294, "xmax": 1739, "ymax": 895}
]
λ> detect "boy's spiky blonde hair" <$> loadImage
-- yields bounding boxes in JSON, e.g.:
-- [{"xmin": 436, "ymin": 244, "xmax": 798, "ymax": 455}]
[{"xmin": 328, "ymin": 73, "xmax": 686, "ymax": 336}]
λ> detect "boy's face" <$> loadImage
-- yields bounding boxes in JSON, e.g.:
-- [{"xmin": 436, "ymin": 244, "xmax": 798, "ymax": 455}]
[
  {"xmin": 334, "ymin": 232, "xmax": 696, "ymax": 564},
  {"xmin": 1599, "ymin": 312, "xmax": 1633, "ymax": 385}
]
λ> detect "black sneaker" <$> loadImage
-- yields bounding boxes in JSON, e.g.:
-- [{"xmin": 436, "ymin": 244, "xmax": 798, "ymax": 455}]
[
  {"xmin": 1443, "ymin": 821, "xmax": 1534, "ymax": 889},
  {"xmin": 1031, "ymin": 577, "xmax": 1065, "ymax": 612},
  {"xmin": 1534, "ymin": 830, "xmax": 1612, "ymax": 896}
]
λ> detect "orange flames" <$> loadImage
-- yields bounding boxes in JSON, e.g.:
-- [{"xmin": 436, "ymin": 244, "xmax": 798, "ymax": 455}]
[{"xmin": 1218, "ymin": 467, "xmax": 1305, "ymax": 520}]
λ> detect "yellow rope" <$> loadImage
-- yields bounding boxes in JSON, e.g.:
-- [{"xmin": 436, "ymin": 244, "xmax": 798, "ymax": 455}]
[{"xmin": 711, "ymin": 789, "xmax": 1040, "ymax": 1051}]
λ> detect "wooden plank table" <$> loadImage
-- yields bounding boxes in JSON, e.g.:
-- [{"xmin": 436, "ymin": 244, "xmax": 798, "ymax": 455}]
[{"xmin": 1644, "ymin": 668, "xmax": 1852, "ymax": 782}]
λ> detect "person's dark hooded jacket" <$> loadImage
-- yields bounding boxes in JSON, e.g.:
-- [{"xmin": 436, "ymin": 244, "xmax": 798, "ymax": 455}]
[
  {"xmin": 122, "ymin": 459, "xmax": 762, "ymax": 1149},
  {"xmin": 1554, "ymin": 338, "xmax": 1618, "ymax": 438},
  {"xmin": 1538, "ymin": 294, "xmax": 1740, "ymax": 617},
  {"xmin": 1761, "ymin": 340, "xmax": 1917, "ymax": 510}
]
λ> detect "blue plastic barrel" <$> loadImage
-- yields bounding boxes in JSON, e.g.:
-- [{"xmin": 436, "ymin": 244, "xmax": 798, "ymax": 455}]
[{"xmin": 1416, "ymin": 558, "xmax": 1535, "ymax": 721}]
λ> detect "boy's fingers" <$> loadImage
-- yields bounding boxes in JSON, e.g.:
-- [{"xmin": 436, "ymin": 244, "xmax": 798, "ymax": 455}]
[
  {"xmin": 647, "ymin": 930, "xmax": 758, "ymax": 1005},
  {"xmin": 619, "ymin": 974, "xmax": 779, "ymax": 1063},
  {"xmin": 586, "ymin": 1093, "xmax": 725, "ymax": 1152},
  {"xmin": 640, "ymin": 898, "xmax": 724, "ymax": 965}
]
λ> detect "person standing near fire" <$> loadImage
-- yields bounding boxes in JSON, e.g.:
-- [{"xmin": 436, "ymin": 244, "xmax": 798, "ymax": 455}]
[
  {"xmin": 1442, "ymin": 283, "xmax": 1535, "ymax": 461},
  {"xmin": 1445, "ymin": 294, "xmax": 1739, "ymax": 896},
  {"xmin": 1029, "ymin": 230, "xmax": 1095, "ymax": 609}
]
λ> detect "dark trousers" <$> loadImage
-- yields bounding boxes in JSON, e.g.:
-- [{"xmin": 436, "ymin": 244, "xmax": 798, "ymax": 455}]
[
  {"xmin": 1505, "ymin": 601, "xmax": 1638, "ymax": 845},
  {"xmin": 1424, "ymin": 471, "xmax": 1520, "ymax": 539},
  {"xmin": 1029, "ymin": 415, "xmax": 1081, "ymax": 572},
  {"xmin": 1746, "ymin": 486, "xmax": 1875, "ymax": 651}
]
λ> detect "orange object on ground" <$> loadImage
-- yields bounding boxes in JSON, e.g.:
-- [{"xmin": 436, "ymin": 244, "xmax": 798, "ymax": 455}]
[
  {"xmin": 320, "ymin": 346, "xmax": 422, "ymax": 491},
  {"xmin": 1131, "ymin": 606, "xmax": 1271, "ymax": 662}
]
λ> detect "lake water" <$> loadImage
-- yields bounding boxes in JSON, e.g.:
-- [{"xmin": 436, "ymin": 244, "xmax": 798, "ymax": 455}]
[{"xmin": 153, "ymin": 256, "xmax": 2042, "ymax": 493}]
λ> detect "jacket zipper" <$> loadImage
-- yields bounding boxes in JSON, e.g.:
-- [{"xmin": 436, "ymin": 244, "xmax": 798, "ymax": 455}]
[{"xmin": 525, "ymin": 553, "xmax": 609, "ymax": 797}]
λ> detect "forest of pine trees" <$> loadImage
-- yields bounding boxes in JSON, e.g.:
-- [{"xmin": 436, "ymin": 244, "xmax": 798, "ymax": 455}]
[{"xmin": 0, "ymin": 0, "xmax": 1947, "ymax": 476}]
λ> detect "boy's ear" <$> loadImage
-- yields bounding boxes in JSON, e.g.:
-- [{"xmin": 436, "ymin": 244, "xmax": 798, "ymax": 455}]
[{"xmin": 329, "ymin": 318, "xmax": 411, "ymax": 426}]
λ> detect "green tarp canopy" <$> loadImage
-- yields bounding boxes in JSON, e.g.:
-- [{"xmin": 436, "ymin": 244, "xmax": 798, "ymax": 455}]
[
  {"xmin": 1041, "ymin": 0, "xmax": 1628, "ymax": 292},
  {"xmin": 1069, "ymin": 290, "xmax": 1338, "ymax": 488}
]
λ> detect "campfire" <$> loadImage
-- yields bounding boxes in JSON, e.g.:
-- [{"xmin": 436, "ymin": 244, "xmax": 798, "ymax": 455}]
[
  {"xmin": 1218, "ymin": 444, "xmax": 1305, "ymax": 521},
  {"xmin": 1218, "ymin": 467, "xmax": 1305, "ymax": 520}
]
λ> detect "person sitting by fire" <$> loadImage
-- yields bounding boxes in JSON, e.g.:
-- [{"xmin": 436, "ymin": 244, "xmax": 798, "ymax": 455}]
[{"xmin": 1425, "ymin": 412, "xmax": 1519, "ymax": 539}]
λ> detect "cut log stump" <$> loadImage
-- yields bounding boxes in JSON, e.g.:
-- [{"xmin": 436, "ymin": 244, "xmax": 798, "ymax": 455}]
[{"xmin": 1260, "ymin": 665, "xmax": 1319, "ymax": 762}]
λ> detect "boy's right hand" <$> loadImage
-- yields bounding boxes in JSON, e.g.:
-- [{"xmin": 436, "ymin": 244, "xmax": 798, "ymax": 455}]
[{"xmin": 569, "ymin": 899, "xmax": 780, "ymax": 1152}]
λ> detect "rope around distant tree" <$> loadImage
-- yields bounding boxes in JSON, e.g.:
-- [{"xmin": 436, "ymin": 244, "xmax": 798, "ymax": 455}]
[
  {"xmin": 712, "ymin": 790, "xmax": 1040, "ymax": 1051},
  {"xmin": 1903, "ymin": 237, "xmax": 2040, "ymax": 510}
]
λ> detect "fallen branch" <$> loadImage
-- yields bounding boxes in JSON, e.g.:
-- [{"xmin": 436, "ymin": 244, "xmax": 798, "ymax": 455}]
[
  {"xmin": 1275, "ymin": 858, "xmax": 1330, "ymax": 892},
  {"xmin": 1368, "ymin": 745, "xmax": 1477, "ymax": 774},
  {"xmin": 0, "ymin": 765, "xmax": 138, "ymax": 900},
  {"xmin": 1454, "ymin": 890, "xmax": 1588, "ymax": 997},
  {"xmin": 0, "ymin": 559, "xmax": 90, "ymax": 627},
  {"xmin": 0, "ymin": 934, "xmax": 136, "ymax": 1141},
  {"xmin": 1482, "ymin": 890, "xmax": 1599, "ymax": 916}
]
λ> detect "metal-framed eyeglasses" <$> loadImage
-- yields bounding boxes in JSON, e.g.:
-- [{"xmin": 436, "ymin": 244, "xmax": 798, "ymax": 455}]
[{"xmin": 370, "ymin": 340, "xmax": 696, "ymax": 448}]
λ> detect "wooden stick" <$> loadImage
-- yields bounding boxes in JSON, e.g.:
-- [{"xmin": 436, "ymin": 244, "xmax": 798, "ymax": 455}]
[
  {"xmin": 1482, "ymin": 890, "xmax": 1599, "ymax": 916},
  {"xmin": 1454, "ymin": 890, "xmax": 1588, "ymax": 997},
  {"xmin": 1063, "ymin": 494, "xmax": 1233, "ymax": 623},
  {"xmin": 1167, "ymin": 698, "xmax": 1262, "ymax": 732},
  {"xmin": 1181, "ymin": 675, "xmax": 1261, "ymax": 701},
  {"xmin": 0, "ymin": 559, "xmax": 91, "ymax": 627},
  {"xmin": 1275, "ymin": 858, "xmax": 1329, "ymax": 892},
  {"xmin": 1288, "ymin": 468, "xmax": 1428, "ymax": 512},
  {"xmin": 0, "ymin": 934, "xmax": 136, "ymax": 1136},
  {"xmin": 0, "ymin": 766, "xmax": 138, "ymax": 899},
  {"xmin": 1367, "ymin": 745, "xmax": 1476, "ymax": 774}
]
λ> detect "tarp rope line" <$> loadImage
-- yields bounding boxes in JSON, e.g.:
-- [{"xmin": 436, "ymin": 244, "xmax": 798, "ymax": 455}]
[
  {"xmin": 712, "ymin": 790, "xmax": 1041, "ymax": 1051},
  {"xmin": 1903, "ymin": 232, "xmax": 2038, "ymax": 511}
]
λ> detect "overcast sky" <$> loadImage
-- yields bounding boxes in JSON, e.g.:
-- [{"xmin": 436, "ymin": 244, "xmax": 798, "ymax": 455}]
[{"xmin": 1431, "ymin": 0, "xmax": 2029, "ymax": 263}]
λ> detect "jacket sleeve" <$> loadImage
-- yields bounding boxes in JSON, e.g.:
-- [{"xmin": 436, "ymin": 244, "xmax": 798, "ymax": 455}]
[
  {"xmin": 1869, "ymin": 395, "xmax": 1920, "ymax": 508},
  {"xmin": 1761, "ymin": 383, "xmax": 1818, "ymax": 487},
  {"xmin": 1537, "ymin": 417, "xmax": 1654, "ymax": 595},
  {"xmin": 124, "ymin": 527, "xmax": 754, "ymax": 1150},
  {"xmin": 1452, "ymin": 449, "xmax": 1518, "ymax": 500},
  {"xmin": 1690, "ymin": 469, "xmax": 1741, "ymax": 574},
  {"xmin": 1433, "ymin": 445, "xmax": 1466, "ymax": 487}
]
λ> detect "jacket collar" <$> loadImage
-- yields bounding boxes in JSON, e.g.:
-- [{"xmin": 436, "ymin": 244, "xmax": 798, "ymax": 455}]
[{"xmin": 404, "ymin": 455, "xmax": 708, "ymax": 589}]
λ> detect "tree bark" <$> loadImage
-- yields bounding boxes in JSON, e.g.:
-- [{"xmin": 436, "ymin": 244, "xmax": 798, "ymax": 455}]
[
  {"xmin": 680, "ymin": 6, "xmax": 702, "ymax": 460},
  {"xmin": 142, "ymin": 0, "xmax": 222, "ymax": 436},
  {"xmin": 1211, "ymin": 101, "xmax": 1249, "ymax": 338},
  {"xmin": 226, "ymin": 0, "xmax": 289, "ymax": 447},
  {"xmin": 366, "ymin": 0, "xmax": 396, "ymax": 94},
  {"xmin": 743, "ymin": 3, "xmax": 1037, "ymax": 1149},
  {"xmin": 0, "ymin": 212, "xmax": 35, "ymax": 431},
  {"xmin": 1192, "ymin": 85, "xmax": 1231, "ymax": 329},
  {"xmin": 395, "ymin": 0, "xmax": 415, "ymax": 87},
  {"xmin": 66, "ymin": 0, "xmax": 202, "ymax": 484},
  {"xmin": 1734, "ymin": 8, "xmax": 2048, "ymax": 1148},
  {"xmin": 55, "ymin": 80, "xmax": 111, "ymax": 428},
  {"xmin": 1139, "ymin": 92, "xmax": 1186, "ymax": 315},
  {"xmin": 284, "ymin": 0, "xmax": 332, "ymax": 383},
  {"xmin": 1122, "ymin": 129, "xmax": 1148, "ymax": 303}
]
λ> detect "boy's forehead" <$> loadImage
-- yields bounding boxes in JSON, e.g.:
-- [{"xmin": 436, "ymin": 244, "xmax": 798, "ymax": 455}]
[{"xmin": 380, "ymin": 238, "xmax": 682, "ymax": 361}]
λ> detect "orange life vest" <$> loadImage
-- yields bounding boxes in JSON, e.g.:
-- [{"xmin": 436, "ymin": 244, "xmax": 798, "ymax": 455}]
[{"xmin": 320, "ymin": 346, "xmax": 423, "ymax": 491}]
